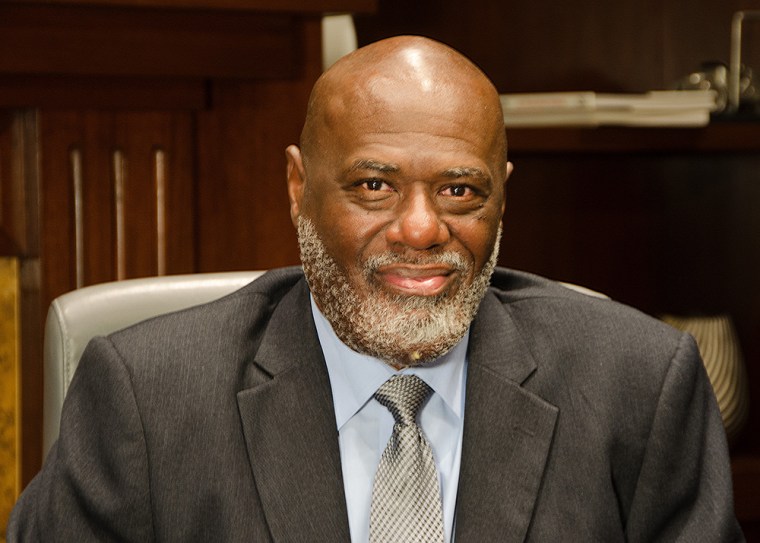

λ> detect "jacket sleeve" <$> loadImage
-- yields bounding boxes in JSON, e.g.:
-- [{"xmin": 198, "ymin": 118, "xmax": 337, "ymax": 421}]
[
  {"xmin": 625, "ymin": 332, "xmax": 744, "ymax": 542},
  {"xmin": 7, "ymin": 337, "xmax": 155, "ymax": 542}
]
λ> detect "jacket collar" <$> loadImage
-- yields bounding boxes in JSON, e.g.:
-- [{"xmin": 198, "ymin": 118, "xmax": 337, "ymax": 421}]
[
  {"xmin": 236, "ymin": 278, "xmax": 351, "ymax": 541},
  {"xmin": 454, "ymin": 291, "xmax": 559, "ymax": 541}
]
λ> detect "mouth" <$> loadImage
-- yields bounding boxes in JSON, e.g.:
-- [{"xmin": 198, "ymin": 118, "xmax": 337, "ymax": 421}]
[{"xmin": 374, "ymin": 265, "xmax": 458, "ymax": 297}]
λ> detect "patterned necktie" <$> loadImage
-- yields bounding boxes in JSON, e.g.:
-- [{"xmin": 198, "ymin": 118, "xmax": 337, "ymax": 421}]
[{"xmin": 369, "ymin": 375, "xmax": 445, "ymax": 543}]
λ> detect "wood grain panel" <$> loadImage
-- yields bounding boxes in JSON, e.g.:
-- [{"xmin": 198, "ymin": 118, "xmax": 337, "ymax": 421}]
[
  {"xmin": 0, "ymin": 5, "xmax": 299, "ymax": 79},
  {"xmin": 0, "ymin": 111, "xmax": 44, "ymax": 490},
  {"xmin": 0, "ymin": 113, "xmax": 34, "ymax": 258},
  {"xmin": 0, "ymin": 75, "xmax": 207, "ymax": 110},
  {"xmin": 195, "ymin": 20, "xmax": 323, "ymax": 272},
  {"xmin": 0, "ymin": 258, "xmax": 19, "ymax": 535},
  {"xmin": 355, "ymin": 0, "xmax": 760, "ymax": 94},
  {"xmin": 40, "ymin": 110, "xmax": 196, "ymax": 302},
  {"xmin": 0, "ymin": 113, "xmax": 18, "ymax": 256}
]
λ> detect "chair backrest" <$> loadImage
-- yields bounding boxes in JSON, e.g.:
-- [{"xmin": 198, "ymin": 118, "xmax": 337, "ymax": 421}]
[{"xmin": 42, "ymin": 271, "xmax": 265, "ymax": 457}]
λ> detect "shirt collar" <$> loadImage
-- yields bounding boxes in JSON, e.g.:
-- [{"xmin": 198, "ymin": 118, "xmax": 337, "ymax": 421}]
[{"xmin": 310, "ymin": 295, "xmax": 469, "ymax": 430}]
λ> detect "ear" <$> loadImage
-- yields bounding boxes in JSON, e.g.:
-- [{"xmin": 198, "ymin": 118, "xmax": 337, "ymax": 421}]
[
  {"xmin": 505, "ymin": 161, "xmax": 514, "ymax": 181},
  {"xmin": 500, "ymin": 161, "xmax": 514, "ymax": 215},
  {"xmin": 286, "ymin": 145, "xmax": 307, "ymax": 228}
]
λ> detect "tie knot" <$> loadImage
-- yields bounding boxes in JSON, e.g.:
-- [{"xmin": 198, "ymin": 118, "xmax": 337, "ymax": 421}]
[{"xmin": 374, "ymin": 375, "xmax": 433, "ymax": 426}]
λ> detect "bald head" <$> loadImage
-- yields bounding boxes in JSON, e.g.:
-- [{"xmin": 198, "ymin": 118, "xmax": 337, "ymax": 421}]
[{"xmin": 300, "ymin": 36, "xmax": 507, "ymax": 173}]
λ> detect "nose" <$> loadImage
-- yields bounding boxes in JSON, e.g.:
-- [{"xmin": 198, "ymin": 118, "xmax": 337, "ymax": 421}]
[{"xmin": 385, "ymin": 190, "xmax": 450, "ymax": 250}]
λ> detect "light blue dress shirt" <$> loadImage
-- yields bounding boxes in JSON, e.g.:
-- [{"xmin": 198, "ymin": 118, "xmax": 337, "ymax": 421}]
[{"xmin": 311, "ymin": 296, "xmax": 468, "ymax": 543}]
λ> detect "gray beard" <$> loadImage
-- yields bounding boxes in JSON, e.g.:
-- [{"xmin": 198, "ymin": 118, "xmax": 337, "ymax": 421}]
[{"xmin": 298, "ymin": 217, "xmax": 501, "ymax": 367}]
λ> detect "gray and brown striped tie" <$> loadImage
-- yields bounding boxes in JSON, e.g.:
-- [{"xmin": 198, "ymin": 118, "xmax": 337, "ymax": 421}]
[{"xmin": 369, "ymin": 375, "xmax": 445, "ymax": 543}]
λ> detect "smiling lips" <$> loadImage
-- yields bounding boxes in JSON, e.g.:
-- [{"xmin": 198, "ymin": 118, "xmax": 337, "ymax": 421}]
[{"xmin": 376, "ymin": 265, "xmax": 456, "ymax": 296}]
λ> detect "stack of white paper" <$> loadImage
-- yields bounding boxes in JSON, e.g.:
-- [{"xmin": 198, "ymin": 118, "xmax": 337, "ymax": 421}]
[{"xmin": 500, "ymin": 90, "xmax": 719, "ymax": 127}]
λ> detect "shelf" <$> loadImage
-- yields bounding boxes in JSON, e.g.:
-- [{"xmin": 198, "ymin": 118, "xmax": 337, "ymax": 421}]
[{"xmin": 507, "ymin": 122, "xmax": 760, "ymax": 154}]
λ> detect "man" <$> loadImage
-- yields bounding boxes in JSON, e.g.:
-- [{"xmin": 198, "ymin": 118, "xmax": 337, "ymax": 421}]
[{"xmin": 9, "ymin": 36, "xmax": 742, "ymax": 541}]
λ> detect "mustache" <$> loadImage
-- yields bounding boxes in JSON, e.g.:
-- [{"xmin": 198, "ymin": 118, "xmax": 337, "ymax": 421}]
[{"xmin": 363, "ymin": 251, "xmax": 470, "ymax": 274}]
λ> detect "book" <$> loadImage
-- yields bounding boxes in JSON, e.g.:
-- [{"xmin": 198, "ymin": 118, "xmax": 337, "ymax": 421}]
[{"xmin": 500, "ymin": 90, "xmax": 719, "ymax": 127}]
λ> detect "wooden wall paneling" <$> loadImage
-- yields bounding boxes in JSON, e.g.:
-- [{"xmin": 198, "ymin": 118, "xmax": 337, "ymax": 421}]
[
  {"xmin": 354, "ymin": 0, "xmax": 664, "ymax": 92},
  {"xmin": 39, "ymin": 111, "xmax": 107, "ymax": 296},
  {"xmin": 0, "ymin": 114, "xmax": 17, "ymax": 254},
  {"xmin": 0, "ymin": 5, "xmax": 300, "ymax": 79},
  {"xmin": 0, "ymin": 113, "xmax": 29, "ymax": 532},
  {"xmin": 498, "ymin": 152, "xmax": 663, "ymax": 310},
  {"xmin": 39, "ymin": 109, "xmax": 196, "ymax": 302},
  {"xmin": 0, "ymin": 112, "xmax": 37, "ymax": 257},
  {"xmin": 0, "ymin": 75, "xmax": 207, "ymax": 110},
  {"xmin": 0, "ymin": 110, "xmax": 45, "ymax": 491},
  {"xmin": 109, "ymin": 112, "xmax": 196, "ymax": 279},
  {"xmin": 0, "ymin": 111, "xmax": 44, "ymax": 490},
  {"xmin": 355, "ymin": 0, "xmax": 760, "ymax": 94},
  {"xmin": 195, "ymin": 18, "xmax": 323, "ymax": 272},
  {"xmin": 196, "ymin": 82, "xmax": 301, "ymax": 271}
]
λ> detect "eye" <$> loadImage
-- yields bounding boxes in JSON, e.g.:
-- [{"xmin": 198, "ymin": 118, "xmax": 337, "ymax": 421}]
[
  {"xmin": 362, "ymin": 178, "xmax": 392, "ymax": 191},
  {"xmin": 441, "ymin": 184, "xmax": 472, "ymax": 197},
  {"xmin": 350, "ymin": 177, "xmax": 396, "ymax": 205},
  {"xmin": 352, "ymin": 178, "xmax": 394, "ymax": 194}
]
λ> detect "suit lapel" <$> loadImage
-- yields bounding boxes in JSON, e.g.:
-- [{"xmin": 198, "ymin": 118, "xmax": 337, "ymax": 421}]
[
  {"xmin": 236, "ymin": 279, "xmax": 351, "ymax": 542},
  {"xmin": 455, "ymin": 293, "xmax": 559, "ymax": 541}
]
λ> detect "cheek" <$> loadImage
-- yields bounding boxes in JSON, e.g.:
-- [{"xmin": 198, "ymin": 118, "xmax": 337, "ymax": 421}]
[
  {"xmin": 317, "ymin": 211, "xmax": 384, "ymax": 270},
  {"xmin": 450, "ymin": 218, "xmax": 500, "ymax": 268}
]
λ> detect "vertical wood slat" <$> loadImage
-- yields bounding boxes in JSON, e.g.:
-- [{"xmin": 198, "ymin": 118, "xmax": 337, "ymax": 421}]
[
  {"xmin": 69, "ymin": 148, "xmax": 84, "ymax": 289},
  {"xmin": 154, "ymin": 148, "xmax": 167, "ymax": 276},
  {"xmin": 112, "ymin": 149, "xmax": 126, "ymax": 281}
]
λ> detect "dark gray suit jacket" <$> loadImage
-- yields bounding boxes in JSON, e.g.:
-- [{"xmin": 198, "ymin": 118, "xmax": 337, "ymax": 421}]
[{"xmin": 9, "ymin": 267, "xmax": 743, "ymax": 541}]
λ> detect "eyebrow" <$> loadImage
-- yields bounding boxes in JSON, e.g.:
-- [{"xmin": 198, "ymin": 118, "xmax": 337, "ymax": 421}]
[
  {"xmin": 349, "ymin": 159, "xmax": 400, "ymax": 173},
  {"xmin": 349, "ymin": 160, "xmax": 490, "ymax": 181},
  {"xmin": 441, "ymin": 166, "xmax": 490, "ymax": 180}
]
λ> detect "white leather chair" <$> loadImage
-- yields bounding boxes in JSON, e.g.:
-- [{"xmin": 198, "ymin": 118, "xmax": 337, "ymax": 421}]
[{"xmin": 42, "ymin": 271, "xmax": 265, "ymax": 457}]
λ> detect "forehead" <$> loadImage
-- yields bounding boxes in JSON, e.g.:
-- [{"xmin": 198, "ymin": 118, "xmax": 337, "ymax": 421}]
[
  {"xmin": 335, "ymin": 133, "xmax": 493, "ymax": 181},
  {"xmin": 313, "ymin": 86, "xmax": 503, "ymax": 172},
  {"xmin": 331, "ymin": 71, "xmax": 496, "ymax": 129}
]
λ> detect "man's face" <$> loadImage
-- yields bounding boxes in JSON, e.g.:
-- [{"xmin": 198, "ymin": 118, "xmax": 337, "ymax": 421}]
[{"xmin": 288, "ymin": 80, "xmax": 509, "ymax": 366}]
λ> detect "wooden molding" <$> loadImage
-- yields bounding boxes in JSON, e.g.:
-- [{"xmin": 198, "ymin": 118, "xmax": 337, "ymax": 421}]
[
  {"xmin": 507, "ymin": 123, "xmax": 760, "ymax": 154},
  {"xmin": 0, "ymin": 76, "xmax": 207, "ymax": 110},
  {"xmin": 5, "ymin": 0, "xmax": 376, "ymax": 13}
]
